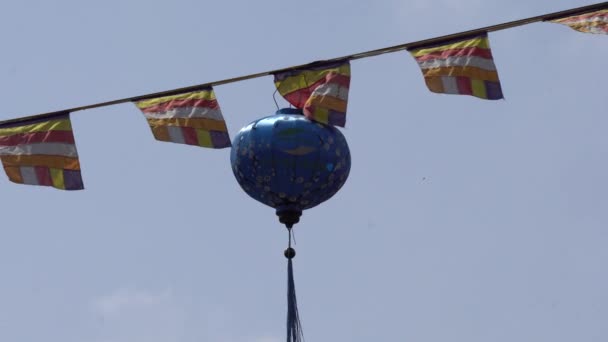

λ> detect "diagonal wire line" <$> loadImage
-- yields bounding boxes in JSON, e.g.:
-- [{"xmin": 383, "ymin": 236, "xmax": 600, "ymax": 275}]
[{"xmin": 0, "ymin": 1, "xmax": 605, "ymax": 126}]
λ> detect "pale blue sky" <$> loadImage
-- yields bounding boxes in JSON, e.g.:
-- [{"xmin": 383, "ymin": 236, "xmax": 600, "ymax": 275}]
[{"xmin": 1, "ymin": 1, "xmax": 607, "ymax": 341}]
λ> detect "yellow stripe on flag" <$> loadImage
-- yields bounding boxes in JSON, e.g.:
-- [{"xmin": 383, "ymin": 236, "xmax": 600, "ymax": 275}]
[
  {"xmin": 471, "ymin": 79, "xmax": 488, "ymax": 98},
  {"xmin": 309, "ymin": 107, "xmax": 330, "ymax": 124},
  {"xmin": 136, "ymin": 90, "xmax": 216, "ymax": 109},
  {"xmin": 50, "ymin": 168, "xmax": 65, "ymax": 189},
  {"xmin": 275, "ymin": 65, "xmax": 350, "ymax": 95},
  {"xmin": 195, "ymin": 129, "xmax": 213, "ymax": 147},
  {"xmin": 410, "ymin": 36, "xmax": 490, "ymax": 57},
  {"xmin": 0, "ymin": 119, "xmax": 72, "ymax": 137}
]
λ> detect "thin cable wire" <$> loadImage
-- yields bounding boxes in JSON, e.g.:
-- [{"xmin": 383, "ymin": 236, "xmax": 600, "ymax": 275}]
[
  {"xmin": 0, "ymin": 1, "xmax": 605, "ymax": 126},
  {"xmin": 291, "ymin": 228, "xmax": 297, "ymax": 246},
  {"xmin": 272, "ymin": 88, "xmax": 281, "ymax": 111}
]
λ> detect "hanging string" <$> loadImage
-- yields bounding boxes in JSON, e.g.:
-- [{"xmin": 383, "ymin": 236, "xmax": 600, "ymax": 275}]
[
  {"xmin": 273, "ymin": 88, "xmax": 281, "ymax": 111},
  {"xmin": 290, "ymin": 228, "xmax": 298, "ymax": 246},
  {"xmin": 285, "ymin": 228, "xmax": 304, "ymax": 342},
  {"xmin": 0, "ymin": 1, "xmax": 605, "ymax": 126}
]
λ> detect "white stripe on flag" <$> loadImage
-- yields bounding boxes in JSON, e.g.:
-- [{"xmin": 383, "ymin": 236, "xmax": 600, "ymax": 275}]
[
  {"xmin": 418, "ymin": 56, "xmax": 497, "ymax": 71},
  {"xmin": 310, "ymin": 83, "xmax": 349, "ymax": 101},
  {"xmin": 441, "ymin": 76, "xmax": 460, "ymax": 94},
  {"xmin": 167, "ymin": 126, "xmax": 185, "ymax": 144},
  {"xmin": 0, "ymin": 143, "xmax": 78, "ymax": 157},
  {"xmin": 143, "ymin": 107, "xmax": 224, "ymax": 120},
  {"xmin": 20, "ymin": 166, "xmax": 39, "ymax": 185}
]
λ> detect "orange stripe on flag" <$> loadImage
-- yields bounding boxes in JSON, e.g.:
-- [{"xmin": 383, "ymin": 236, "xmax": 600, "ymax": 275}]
[
  {"xmin": 1, "ymin": 155, "xmax": 80, "ymax": 170},
  {"xmin": 147, "ymin": 117, "xmax": 228, "ymax": 132},
  {"xmin": 424, "ymin": 77, "xmax": 445, "ymax": 93},
  {"xmin": 421, "ymin": 66, "xmax": 500, "ymax": 82},
  {"xmin": 150, "ymin": 125, "xmax": 171, "ymax": 142},
  {"xmin": 307, "ymin": 95, "xmax": 348, "ymax": 113},
  {"xmin": 2, "ymin": 165, "xmax": 23, "ymax": 184}
]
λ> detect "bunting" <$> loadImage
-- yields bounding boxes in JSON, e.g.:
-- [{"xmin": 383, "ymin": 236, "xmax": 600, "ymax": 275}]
[
  {"xmin": 549, "ymin": 9, "xmax": 608, "ymax": 34},
  {"xmin": 274, "ymin": 61, "xmax": 351, "ymax": 127},
  {"xmin": 0, "ymin": 112, "xmax": 84, "ymax": 190},
  {"xmin": 0, "ymin": 3, "xmax": 605, "ymax": 193},
  {"xmin": 134, "ymin": 88, "xmax": 231, "ymax": 148},
  {"xmin": 409, "ymin": 33, "xmax": 504, "ymax": 100}
]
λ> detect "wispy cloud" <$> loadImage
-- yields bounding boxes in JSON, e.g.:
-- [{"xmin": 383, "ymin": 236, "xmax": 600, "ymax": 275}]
[
  {"xmin": 391, "ymin": 0, "xmax": 491, "ymax": 38},
  {"xmin": 91, "ymin": 288, "xmax": 174, "ymax": 318},
  {"xmin": 89, "ymin": 288, "xmax": 183, "ymax": 342},
  {"xmin": 408, "ymin": 0, "xmax": 484, "ymax": 12},
  {"xmin": 89, "ymin": 288, "xmax": 281, "ymax": 342}
]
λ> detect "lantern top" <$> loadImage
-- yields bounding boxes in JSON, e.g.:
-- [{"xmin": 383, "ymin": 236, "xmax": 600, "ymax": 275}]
[{"xmin": 276, "ymin": 108, "xmax": 304, "ymax": 115}]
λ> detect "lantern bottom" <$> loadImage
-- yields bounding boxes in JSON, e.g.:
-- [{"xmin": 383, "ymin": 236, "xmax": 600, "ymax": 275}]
[{"xmin": 276, "ymin": 208, "xmax": 302, "ymax": 228}]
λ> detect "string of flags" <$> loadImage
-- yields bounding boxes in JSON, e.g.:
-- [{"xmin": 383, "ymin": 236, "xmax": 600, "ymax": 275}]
[
  {"xmin": 274, "ymin": 61, "xmax": 351, "ymax": 127},
  {"xmin": 134, "ymin": 88, "xmax": 232, "ymax": 149},
  {"xmin": 551, "ymin": 8, "xmax": 608, "ymax": 34},
  {"xmin": 0, "ymin": 112, "xmax": 84, "ymax": 190},
  {"xmin": 408, "ymin": 33, "xmax": 503, "ymax": 100},
  {"xmin": 0, "ymin": 4, "xmax": 606, "ymax": 191}
]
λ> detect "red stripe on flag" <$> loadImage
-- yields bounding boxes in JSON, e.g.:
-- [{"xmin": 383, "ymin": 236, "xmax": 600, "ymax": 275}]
[
  {"xmin": 456, "ymin": 77, "xmax": 473, "ymax": 95},
  {"xmin": 323, "ymin": 73, "xmax": 350, "ymax": 88},
  {"xmin": 140, "ymin": 99, "xmax": 219, "ymax": 114},
  {"xmin": 281, "ymin": 74, "xmax": 350, "ymax": 106},
  {"xmin": 283, "ymin": 91, "xmax": 311, "ymax": 108},
  {"xmin": 181, "ymin": 126, "xmax": 199, "ymax": 146},
  {"xmin": 35, "ymin": 166, "xmax": 53, "ymax": 186},
  {"xmin": 0, "ymin": 130, "xmax": 75, "ymax": 146}
]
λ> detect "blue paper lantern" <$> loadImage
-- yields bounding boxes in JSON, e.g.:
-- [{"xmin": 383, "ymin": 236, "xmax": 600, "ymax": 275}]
[{"xmin": 230, "ymin": 108, "xmax": 351, "ymax": 227}]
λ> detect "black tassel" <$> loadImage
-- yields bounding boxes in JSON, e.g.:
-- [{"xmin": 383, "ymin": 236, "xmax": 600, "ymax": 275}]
[{"xmin": 285, "ymin": 248, "xmax": 303, "ymax": 342}]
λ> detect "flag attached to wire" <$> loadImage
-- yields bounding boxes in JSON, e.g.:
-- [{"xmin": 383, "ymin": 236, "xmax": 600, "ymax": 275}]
[
  {"xmin": 274, "ymin": 61, "xmax": 351, "ymax": 127},
  {"xmin": 0, "ymin": 112, "xmax": 84, "ymax": 190},
  {"xmin": 549, "ymin": 9, "xmax": 608, "ymax": 34},
  {"xmin": 409, "ymin": 33, "xmax": 504, "ymax": 100},
  {"xmin": 134, "ymin": 88, "xmax": 231, "ymax": 148}
]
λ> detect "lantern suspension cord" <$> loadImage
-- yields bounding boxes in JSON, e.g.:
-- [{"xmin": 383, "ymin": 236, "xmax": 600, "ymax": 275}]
[
  {"xmin": 0, "ymin": 1, "xmax": 606, "ymax": 126},
  {"xmin": 272, "ymin": 89, "xmax": 281, "ymax": 111},
  {"xmin": 285, "ymin": 228, "xmax": 303, "ymax": 342}
]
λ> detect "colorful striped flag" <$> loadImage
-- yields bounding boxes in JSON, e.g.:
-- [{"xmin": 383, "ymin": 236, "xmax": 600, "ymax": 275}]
[
  {"xmin": 274, "ymin": 61, "xmax": 351, "ymax": 127},
  {"xmin": 549, "ymin": 9, "xmax": 608, "ymax": 34},
  {"xmin": 0, "ymin": 112, "xmax": 84, "ymax": 190},
  {"xmin": 134, "ymin": 88, "xmax": 231, "ymax": 148},
  {"xmin": 409, "ymin": 33, "xmax": 504, "ymax": 100}
]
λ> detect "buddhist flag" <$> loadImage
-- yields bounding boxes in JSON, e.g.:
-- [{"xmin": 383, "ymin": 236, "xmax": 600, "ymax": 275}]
[
  {"xmin": 549, "ymin": 9, "xmax": 608, "ymax": 34},
  {"xmin": 409, "ymin": 33, "xmax": 503, "ymax": 100},
  {"xmin": 274, "ymin": 61, "xmax": 351, "ymax": 127},
  {"xmin": 0, "ymin": 112, "xmax": 84, "ymax": 190},
  {"xmin": 134, "ymin": 88, "xmax": 231, "ymax": 148}
]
